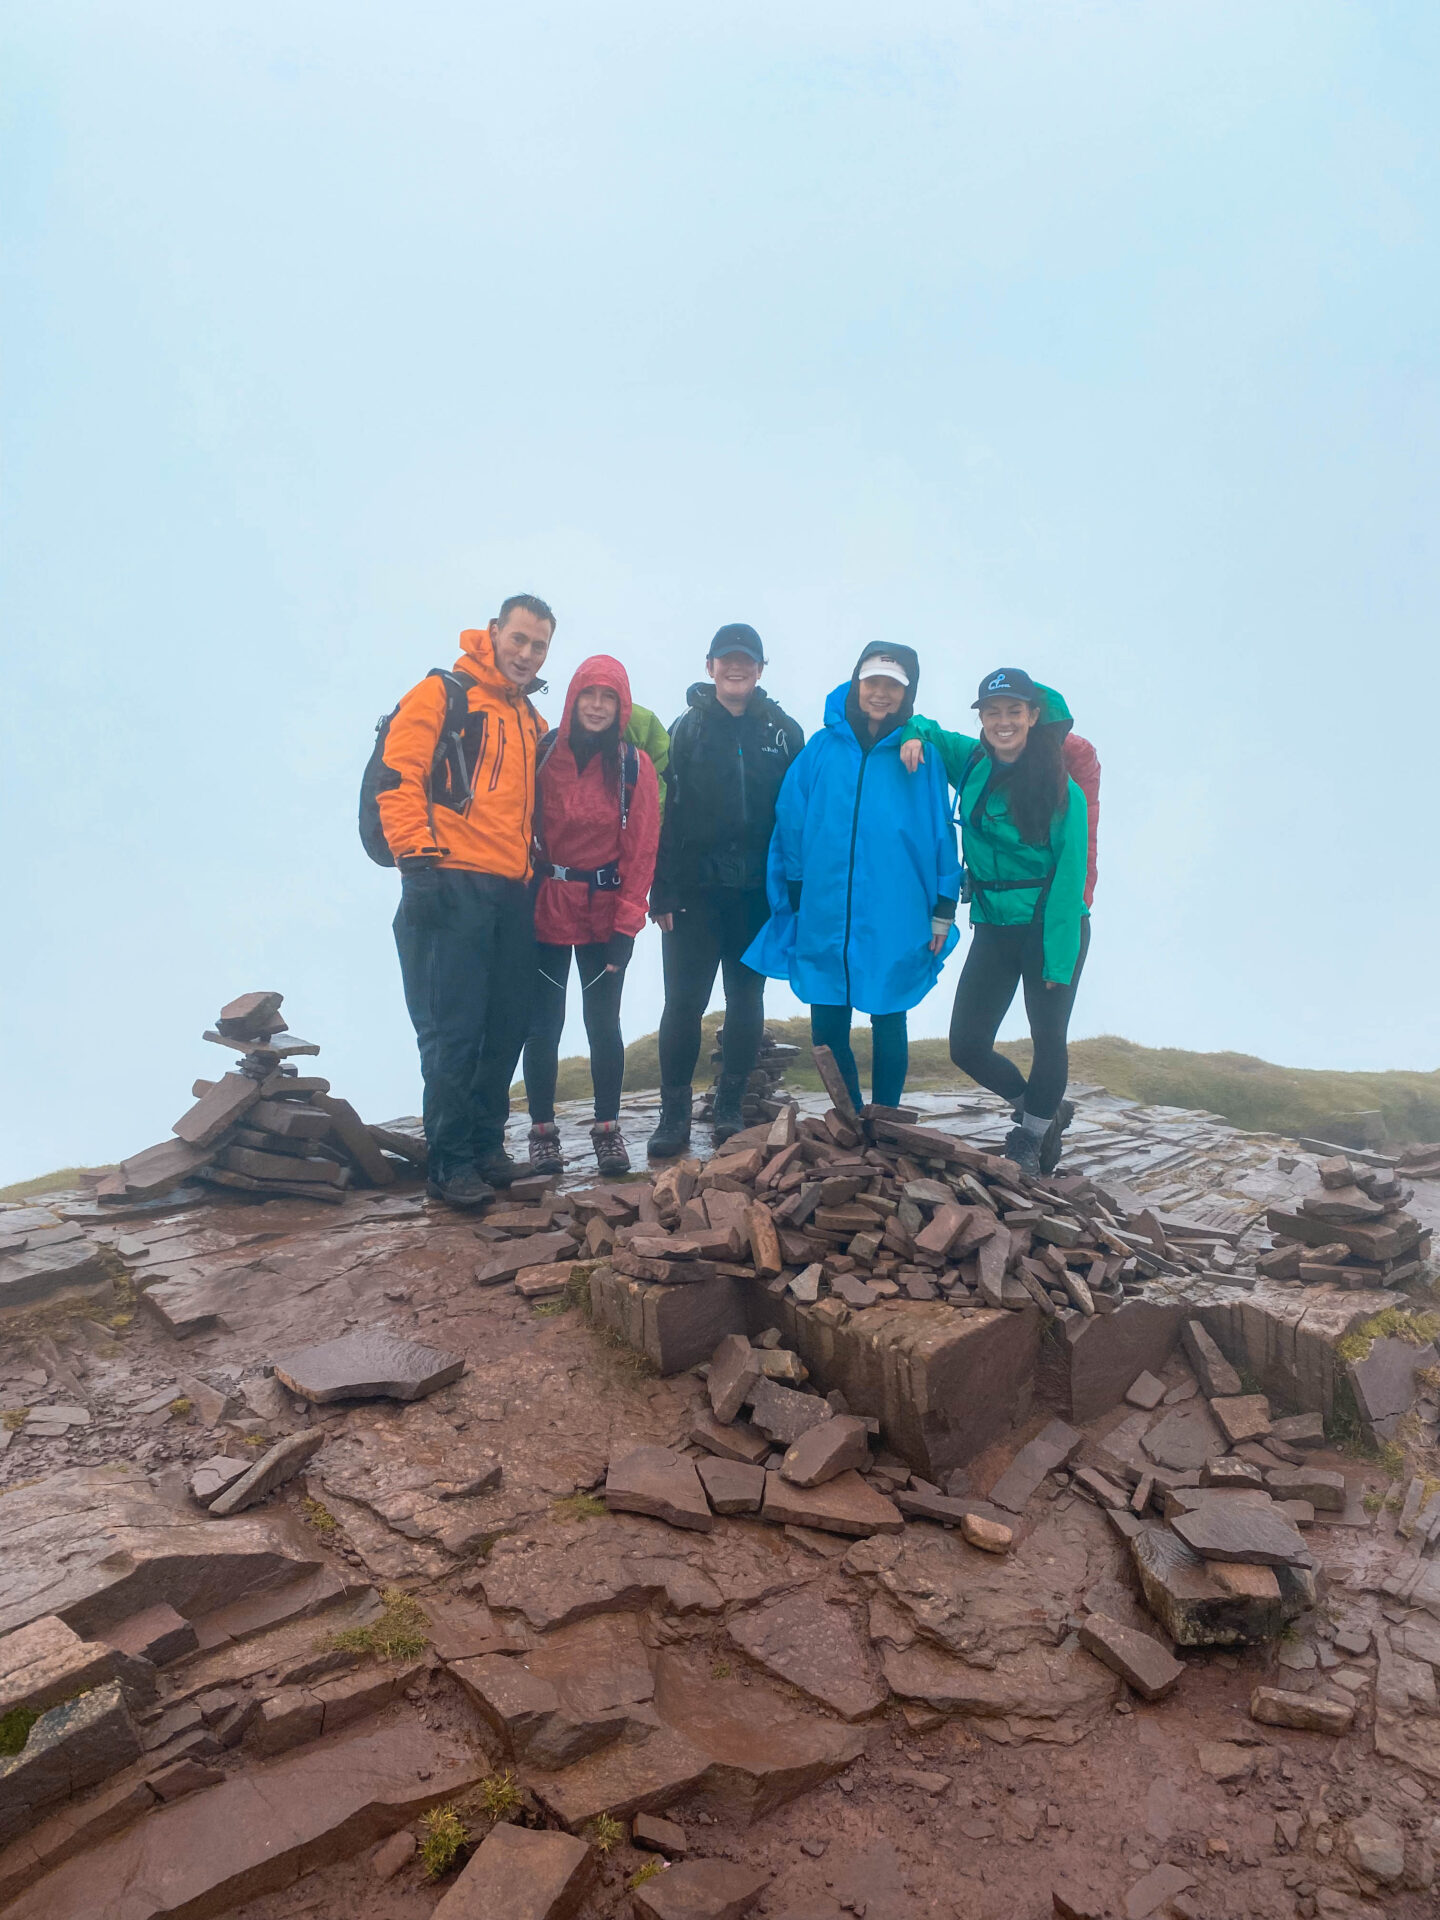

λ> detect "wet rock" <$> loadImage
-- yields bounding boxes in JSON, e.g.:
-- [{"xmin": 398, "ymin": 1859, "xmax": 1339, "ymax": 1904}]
[
  {"xmin": 527, "ymin": 1724, "xmax": 712, "ymax": 1829},
  {"xmin": 1123, "ymin": 1861, "xmax": 1195, "ymax": 1919},
  {"xmin": 779, "ymin": 1415, "xmax": 870, "ymax": 1488},
  {"xmin": 0, "ymin": 1681, "xmax": 142, "ymax": 1847},
  {"xmin": 1124, "ymin": 1372, "xmax": 1166, "ymax": 1411},
  {"xmin": 1170, "ymin": 1503, "xmax": 1311, "ymax": 1567},
  {"xmin": 208, "ymin": 1429, "xmax": 326, "ymax": 1517},
  {"xmin": 100, "ymin": 1603, "xmax": 197, "ymax": 1667},
  {"xmin": 1078, "ymin": 1614, "xmax": 1185, "ymax": 1701},
  {"xmin": 430, "ymin": 1813, "xmax": 593, "ymax": 1920},
  {"xmin": 1209, "ymin": 1394, "xmax": 1272, "ymax": 1445},
  {"xmin": 1140, "ymin": 1403, "xmax": 1227, "ymax": 1473},
  {"xmin": 453, "ymin": 1614, "xmax": 657, "ymax": 1768},
  {"xmin": 189, "ymin": 1455, "xmax": 250, "ymax": 1508},
  {"xmin": 727, "ymin": 1588, "xmax": 887, "ymax": 1721},
  {"xmin": 1263, "ymin": 1465, "xmax": 1347, "ymax": 1512},
  {"xmin": 605, "ymin": 1447, "xmax": 713, "ymax": 1533},
  {"xmin": 475, "ymin": 1232, "xmax": 578, "ymax": 1287},
  {"xmin": 1131, "ymin": 1526, "xmax": 1285, "ymax": 1647},
  {"xmin": 1249, "ymin": 1686, "xmax": 1353, "ymax": 1733},
  {"xmin": 708, "ymin": 1336, "xmax": 761, "ymax": 1424},
  {"xmin": 987, "ymin": 1420, "xmax": 1084, "ymax": 1514},
  {"xmin": 633, "ymin": 1812, "xmax": 688, "ymax": 1854},
  {"xmin": 1344, "ymin": 1810, "xmax": 1405, "ymax": 1884},
  {"xmin": 688, "ymin": 1412, "xmax": 770, "ymax": 1466},
  {"xmin": 0, "ymin": 1616, "xmax": 132, "ymax": 1718},
  {"xmin": 761, "ymin": 1469, "xmax": 902, "ymax": 1537},
  {"xmin": 147, "ymin": 1756, "xmax": 224, "ymax": 1802},
  {"xmin": 1181, "ymin": 1320, "xmax": 1242, "ymax": 1399},
  {"xmin": 746, "ymin": 1379, "xmax": 833, "ymax": 1447},
  {"xmin": 272, "ymin": 1331, "xmax": 465, "ymax": 1403},
  {"xmin": 631, "ymin": 1857, "xmax": 768, "ymax": 1920},
  {"xmin": 695, "ymin": 1458, "xmax": 764, "ymax": 1515},
  {"xmin": 252, "ymin": 1687, "xmax": 324, "ymax": 1756},
  {"xmin": 880, "ymin": 1637, "xmax": 1118, "ymax": 1743}
]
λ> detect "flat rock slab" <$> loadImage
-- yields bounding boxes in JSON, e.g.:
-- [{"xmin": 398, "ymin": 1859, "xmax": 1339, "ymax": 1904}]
[
  {"xmin": 0, "ymin": 1681, "xmax": 142, "ymax": 1848},
  {"xmin": 209, "ymin": 1430, "xmax": 326, "ymax": 1517},
  {"xmin": 1269, "ymin": 1412, "xmax": 1325, "ymax": 1448},
  {"xmin": 4, "ymin": 1715, "xmax": 485, "ymax": 1920},
  {"xmin": 745, "ymin": 1378, "xmax": 833, "ymax": 1447},
  {"xmin": 528, "ymin": 1725, "xmax": 712, "ymax": 1830},
  {"xmin": 1264, "ymin": 1466, "xmax": 1347, "ymax": 1513},
  {"xmin": 633, "ymin": 1858, "xmax": 769, "ymax": 1920},
  {"xmin": 1250, "ymin": 1685, "xmax": 1353, "ymax": 1734},
  {"xmin": 696, "ymin": 1458, "xmax": 764, "ymax": 1515},
  {"xmin": 431, "ymin": 1818, "xmax": 593, "ymax": 1920},
  {"xmin": 688, "ymin": 1413, "xmax": 770, "ymax": 1466},
  {"xmin": 1077, "ymin": 1613, "xmax": 1185, "ymax": 1702},
  {"xmin": 1124, "ymin": 1371, "xmax": 1166, "ymax": 1411},
  {"xmin": 1351, "ymin": 1336, "xmax": 1439, "ymax": 1440},
  {"xmin": 0, "ymin": 1615, "xmax": 127, "ymax": 1717},
  {"xmin": 761, "ymin": 1470, "xmax": 902, "ymax": 1538},
  {"xmin": 1124, "ymin": 1862, "xmax": 1196, "ymax": 1920},
  {"xmin": 780, "ymin": 1416, "xmax": 870, "ymax": 1488},
  {"xmin": 189, "ymin": 1456, "xmax": 250, "ymax": 1508},
  {"xmin": 100, "ymin": 1604, "xmax": 197, "ymax": 1668},
  {"xmin": 606, "ymin": 1448, "xmax": 713, "ymax": 1532},
  {"xmin": 272, "ymin": 1331, "xmax": 465, "ymax": 1403},
  {"xmin": 1140, "ymin": 1403, "xmax": 1227, "ymax": 1473},
  {"xmin": 986, "ymin": 1419, "xmax": 1084, "ymax": 1514},
  {"xmin": 453, "ymin": 1613, "xmax": 657, "ymax": 1770},
  {"xmin": 727, "ymin": 1588, "xmax": 887, "ymax": 1721},
  {"xmin": 1170, "ymin": 1504, "xmax": 1311, "ymax": 1568},
  {"xmin": 1209, "ymin": 1394, "xmax": 1271, "ymax": 1445},
  {"xmin": 475, "ymin": 1232, "xmax": 578, "ymax": 1287}
]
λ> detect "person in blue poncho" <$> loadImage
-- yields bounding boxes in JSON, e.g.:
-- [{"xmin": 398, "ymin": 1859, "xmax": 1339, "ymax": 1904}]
[{"xmin": 744, "ymin": 642, "xmax": 960, "ymax": 1111}]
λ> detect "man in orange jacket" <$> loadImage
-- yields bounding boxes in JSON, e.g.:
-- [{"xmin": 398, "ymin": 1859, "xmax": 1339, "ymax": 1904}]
[{"xmin": 379, "ymin": 594, "xmax": 554, "ymax": 1209}]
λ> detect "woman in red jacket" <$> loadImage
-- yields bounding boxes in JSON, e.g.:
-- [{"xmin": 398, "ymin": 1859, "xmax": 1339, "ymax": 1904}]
[{"xmin": 523, "ymin": 656, "xmax": 661, "ymax": 1175}]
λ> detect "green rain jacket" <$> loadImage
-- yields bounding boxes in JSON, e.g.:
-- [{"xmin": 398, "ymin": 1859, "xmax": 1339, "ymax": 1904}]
[
  {"xmin": 625, "ymin": 703, "xmax": 671, "ymax": 819},
  {"xmin": 901, "ymin": 683, "xmax": 1088, "ymax": 986}
]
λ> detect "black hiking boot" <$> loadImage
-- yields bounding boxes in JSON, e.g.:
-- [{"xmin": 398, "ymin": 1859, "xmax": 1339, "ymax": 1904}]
[
  {"xmin": 474, "ymin": 1145, "xmax": 524, "ymax": 1188},
  {"xmin": 591, "ymin": 1121, "xmax": 631, "ymax": 1177},
  {"xmin": 426, "ymin": 1167, "xmax": 496, "ymax": 1211},
  {"xmin": 647, "ymin": 1085, "xmax": 693, "ymax": 1160},
  {"xmin": 527, "ymin": 1123, "xmax": 563, "ymax": 1176},
  {"xmin": 1039, "ymin": 1099, "xmax": 1075, "ymax": 1176},
  {"xmin": 711, "ymin": 1073, "xmax": 748, "ymax": 1146},
  {"xmin": 1001, "ymin": 1126, "xmax": 1043, "ymax": 1179}
]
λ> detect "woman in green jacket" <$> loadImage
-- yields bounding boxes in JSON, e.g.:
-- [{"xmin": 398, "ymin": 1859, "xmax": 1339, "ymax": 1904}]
[{"xmin": 900, "ymin": 667, "xmax": 1089, "ymax": 1177}]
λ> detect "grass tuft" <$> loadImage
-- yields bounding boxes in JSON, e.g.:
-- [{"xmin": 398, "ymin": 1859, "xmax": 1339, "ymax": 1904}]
[
  {"xmin": 552, "ymin": 1490, "xmax": 607, "ymax": 1522},
  {"xmin": 533, "ymin": 1296, "xmax": 570, "ymax": 1318},
  {"xmin": 0, "ymin": 1707, "xmax": 39, "ymax": 1756},
  {"xmin": 168, "ymin": 1397, "xmax": 193, "ymax": 1418},
  {"xmin": 418, "ymin": 1803, "xmax": 468, "ymax": 1878},
  {"xmin": 588, "ymin": 1812, "xmax": 625, "ymax": 1853},
  {"xmin": 327, "ymin": 1587, "xmax": 428, "ymax": 1661},
  {"xmin": 477, "ymin": 1768, "xmax": 521, "ymax": 1820},
  {"xmin": 629, "ymin": 1857, "xmax": 665, "ymax": 1888},
  {"xmin": 1336, "ymin": 1308, "xmax": 1440, "ymax": 1364},
  {"xmin": 300, "ymin": 1496, "xmax": 338, "ymax": 1536},
  {"xmin": 1, "ymin": 1409, "xmax": 25, "ymax": 1432}
]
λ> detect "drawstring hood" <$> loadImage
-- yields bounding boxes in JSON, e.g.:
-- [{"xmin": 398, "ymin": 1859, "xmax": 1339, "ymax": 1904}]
[{"xmin": 843, "ymin": 641, "xmax": 921, "ymax": 750}]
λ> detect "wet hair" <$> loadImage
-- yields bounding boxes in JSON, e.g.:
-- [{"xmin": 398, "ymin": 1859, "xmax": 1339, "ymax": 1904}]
[
  {"xmin": 987, "ymin": 710, "xmax": 1067, "ymax": 845},
  {"xmin": 497, "ymin": 593, "xmax": 556, "ymax": 632}
]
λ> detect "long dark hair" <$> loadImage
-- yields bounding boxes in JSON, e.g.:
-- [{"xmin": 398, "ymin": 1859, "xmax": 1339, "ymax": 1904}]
[{"xmin": 991, "ymin": 720, "xmax": 1067, "ymax": 845}]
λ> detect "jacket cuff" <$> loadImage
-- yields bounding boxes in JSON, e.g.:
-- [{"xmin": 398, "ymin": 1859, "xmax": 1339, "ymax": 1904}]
[
  {"xmin": 604, "ymin": 931, "xmax": 635, "ymax": 969},
  {"xmin": 933, "ymin": 896, "xmax": 957, "ymax": 921}
]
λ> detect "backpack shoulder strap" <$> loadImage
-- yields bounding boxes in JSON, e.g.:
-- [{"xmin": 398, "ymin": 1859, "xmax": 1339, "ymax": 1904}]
[
  {"xmin": 619, "ymin": 741, "xmax": 639, "ymax": 829},
  {"xmin": 535, "ymin": 727, "xmax": 562, "ymax": 775}
]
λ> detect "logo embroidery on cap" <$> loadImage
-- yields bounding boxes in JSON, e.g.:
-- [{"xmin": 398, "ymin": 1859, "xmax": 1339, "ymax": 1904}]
[{"xmin": 988, "ymin": 673, "xmax": 1009, "ymax": 691}]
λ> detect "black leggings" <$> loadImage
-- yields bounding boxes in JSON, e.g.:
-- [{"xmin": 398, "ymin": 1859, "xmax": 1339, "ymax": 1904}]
[
  {"xmin": 948, "ymin": 918, "xmax": 1091, "ymax": 1121},
  {"xmin": 523, "ymin": 944, "xmax": 626, "ymax": 1123},
  {"xmin": 657, "ymin": 888, "xmax": 770, "ymax": 1088}
]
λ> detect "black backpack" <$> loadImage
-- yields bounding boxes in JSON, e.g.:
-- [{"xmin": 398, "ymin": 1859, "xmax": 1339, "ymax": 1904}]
[{"xmin": 358, "ymin": 668, "xmax": 476, "ymax": 867}]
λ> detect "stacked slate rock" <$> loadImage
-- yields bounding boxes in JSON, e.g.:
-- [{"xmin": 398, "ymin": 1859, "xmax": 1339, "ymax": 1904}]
[
  {"xmin": 1258, "ymin": 1154, "xmax": 1431, "ymax": 1292},
  {"xmin": 695, "ymin": 1025, "xmax": 803, "ymax": 1129},
  {"xmin": 97, "ymin": 992, "xmax": 426, "ymax": 1207}
]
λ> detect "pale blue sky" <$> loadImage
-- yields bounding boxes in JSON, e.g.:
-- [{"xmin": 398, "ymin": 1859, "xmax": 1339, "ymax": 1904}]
[{"xmin": 3, "ymin": 2, "xmax": 1437, "ymax": 1182}]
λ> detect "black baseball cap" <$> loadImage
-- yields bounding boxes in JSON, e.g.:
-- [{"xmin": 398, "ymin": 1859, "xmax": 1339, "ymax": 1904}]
[
  {"xmin": 973, "ymin": 667, "xmax": 1039, "ymax": 707},
  {"xmin": 708, "ymin": 622, "xmax": 765, "ymax": 664}
]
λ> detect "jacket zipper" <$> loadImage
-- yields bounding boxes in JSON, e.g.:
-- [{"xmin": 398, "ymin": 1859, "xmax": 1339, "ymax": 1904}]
[
  {"xmin": 840, "ymin": 740, "xmax": 869, "ymax": 1005},
  {"xmin": 488, "ymin": 718, "xmax": 507, "ymax": 791},
  {"xmin": 459, "ymin": 711, "xmax": 488, "ymax": 818}
]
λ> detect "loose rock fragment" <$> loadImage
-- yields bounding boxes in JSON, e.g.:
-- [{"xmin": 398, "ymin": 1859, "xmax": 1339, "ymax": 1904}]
[
  {"xmin": 605, "ymin": 1446, "xmax": 714, "ymax": 1532},
  {"xmin": 207, "ymin": 1429, "xmax": 326, "ymax": 1516},
  {"xmin": 631, "ymin": 1858, "xmax": 769, "ymax": 1920},
  {"xmin": 1209, "ymin": 1394, "xmax": 1272, "ymax": 1446},
  {"xmin": 761, "ymin": 1468, "xmax": 903, "ymax": 1537},
  {"xmin": 1250, "ymin": 1686, "xmax": 1353, "ymax": 1733},
  {"xmin": 1078, "ymin": 1613, "xmax": 1186, "ymax": 1701},
  {"xmin": 430, "ymin": 1819, "xmax": 594, "ymax": 1920},
  {"xmin": 961, "ymin": 1512, "xmax": 1014, "ymax": 1554},
  {"xmin": 746, "ymin": 1377, "xmax": 833, "ymax": 1447},
  {"xmin": 696, "ymin": 1456, "xmax": 764, "ymax": 1514},
  {"xmin": 780, "ymin": 1415, "xmax": 870, "ymax": 1488},
  {"xmin": 1180, "ymin": 1320, "xmax": 1242, "ymax": 1399},
  {"xmin": 707, "ymin": 1336, "xmax": 762, "ymax": 1424},
  {"xmin": 273, "ymin": 1331, "xmax": 465, "ymax": 1403},
  {"xmin": 1124, "ymin": 1371, "xmax": 1166, "ymax": 1411}
]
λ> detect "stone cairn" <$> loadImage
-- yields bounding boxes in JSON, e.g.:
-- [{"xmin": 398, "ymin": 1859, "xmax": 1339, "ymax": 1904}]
[
  {"xmin": 97, "ymin": 992, "xmax": 424, "ymax": 1207},
  {"xmin": 694, "ymin": 1024, "xmax": 802, "ymax": 1130},
  {"xmin": 1257, "ymin": 1153, "xmax": 1431, "ymax": 1292}
]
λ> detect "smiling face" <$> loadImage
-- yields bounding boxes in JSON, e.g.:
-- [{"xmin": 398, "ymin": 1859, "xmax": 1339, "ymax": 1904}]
[
  {"xmin": 857, "ymin": 675, "xmax": 905, "ymax": 728},
  {"xmin": 490, "ymin": 606, "xmax": 554, "ymax": 687},
  {"xmin": 707, "ymin": 650, "xmax": 762, "ymax": 714},
  {"xmin": 978, "ymin": 696, "xmax": 1040, "ymax": 762},
  {"xmin": 574, "ymin": 685, "xmax": 620, "ymax": 734}
]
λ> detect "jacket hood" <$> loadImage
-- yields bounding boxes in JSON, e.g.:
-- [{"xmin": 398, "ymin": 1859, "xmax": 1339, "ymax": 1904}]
[
  {"xmin": 561, "ymin": 654, "xmax": 633, "ymax": 736},
  {"xmin": 456, "ymin": 627, "xmax": 549, "ymax": 699},
  {"xmin": 828, "ymin": 641, "xmax": 920, "ymax": 742}
]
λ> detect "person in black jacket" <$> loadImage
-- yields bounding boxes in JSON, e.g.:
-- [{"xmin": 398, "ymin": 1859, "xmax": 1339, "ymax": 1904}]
[{"xmin": 648, "ymin": 624, "xmax": 804, "ymax": 1156}]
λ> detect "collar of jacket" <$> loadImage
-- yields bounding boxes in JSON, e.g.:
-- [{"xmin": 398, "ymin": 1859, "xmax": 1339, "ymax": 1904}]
[
  {"xmin": 684, "ymin": 681, "xmax": 775, "ymax": 724},
  {"xmin": 455, "ymin": 628, "xmax": 545, "ymax": 704}
]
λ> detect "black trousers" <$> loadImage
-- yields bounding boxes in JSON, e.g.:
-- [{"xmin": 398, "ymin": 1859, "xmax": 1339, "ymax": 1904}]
[
  {"xmin": 523, "ymin": 943, "xmax": 627, "ymax": 1124},
  {"xmin": 948, "ymin": 918, "xmax": 1091, "ymax": 1121},
  {"xmin": 393, "ymin": 870, "xmax": 535, "ymax": 1180},
  {"xmin": 657, "ymin": 888, "xmax": 770, "ymax": 1088}
]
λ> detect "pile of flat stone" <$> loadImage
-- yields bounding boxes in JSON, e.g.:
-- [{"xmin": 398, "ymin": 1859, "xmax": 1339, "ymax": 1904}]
[
  {"xmin": 1258, "ymin": 1153, "xmax": 1430, "ymax": 1291},
  {"xmin": 604, "ymin": 1329, "xmax": 1015, "ymax": 1552},
  {"xmin": 97, "ymin": 992, "xmax": 425, "ymax": 1207},
  {"xmin": 694, "ymin": 1023, "xmax": 802, "ymax": 1131}
]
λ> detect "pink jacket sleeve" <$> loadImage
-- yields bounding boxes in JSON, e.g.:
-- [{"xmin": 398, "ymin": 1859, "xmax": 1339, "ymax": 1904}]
[{"xmin": 614, "ymin": 749, "xmax": 661, "ymax": 938}]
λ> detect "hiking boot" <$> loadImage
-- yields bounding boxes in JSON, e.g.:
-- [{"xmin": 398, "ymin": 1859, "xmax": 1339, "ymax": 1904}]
[
  {"xmin": 474, "ymin": 1145, "xmax": 524, "ymax": 1188},
  {"xmin": 711, "ymin": 1073, "xmax": 748, "ymax": 1146},
  {"xmin": 1039, "ymin": 1099, "xmax": 1075, "ymax": 1176},
  {"xmin": 1001, "ymin": 1125, "xmax": 1043, "ymax": 1179},
  {"xmin": 426, "ymin": 1167, "xmax": 496, "ymax": 1211},
  {"xmin": 527, "ymin": 1123, "xmax": 563, "ymax": 1176},
  {"xmin": 591, "ymin": 1121, "xmax": 631, "ymax": 1177},
  {"xmin": 647, "ymin": 1085, "xmax": 693, "ymax": 1160}
]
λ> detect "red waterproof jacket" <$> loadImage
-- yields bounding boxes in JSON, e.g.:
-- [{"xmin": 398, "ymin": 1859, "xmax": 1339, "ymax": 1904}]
[{"xmin": 533, "ymin": 656, "xmax": 661, "ymax": 947}]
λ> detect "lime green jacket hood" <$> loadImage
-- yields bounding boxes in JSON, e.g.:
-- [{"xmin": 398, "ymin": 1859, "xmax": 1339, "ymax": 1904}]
[{"xmin": 625, "ymin": 703, "xmax": 671, "ymax": 818}]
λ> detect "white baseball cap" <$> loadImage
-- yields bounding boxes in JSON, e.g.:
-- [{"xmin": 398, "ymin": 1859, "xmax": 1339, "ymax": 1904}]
[{"xmin": 857, "ymin": 656, "xmax": 910, "ymax": 686}]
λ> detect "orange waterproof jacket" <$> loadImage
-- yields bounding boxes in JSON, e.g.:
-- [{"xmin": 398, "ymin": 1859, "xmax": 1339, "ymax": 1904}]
[{"xmin": 376, "ymin": 629, "xmax": 548, "ymax": 879}]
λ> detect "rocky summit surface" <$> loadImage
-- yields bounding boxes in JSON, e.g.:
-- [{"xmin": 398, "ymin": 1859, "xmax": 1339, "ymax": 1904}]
[{"xmin": 0, "ymin": 1076, "xmax": 1438, "ymax": 1919}]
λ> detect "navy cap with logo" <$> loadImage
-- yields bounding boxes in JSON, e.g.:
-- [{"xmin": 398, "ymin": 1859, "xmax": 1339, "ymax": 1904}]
[
  {"xmin": 973, "ymin": 667, "xmax": 1039, "ymax": 708},
  {"xmin": 708, "ymin": 622, "xmax": 766, "ymax": 665}
]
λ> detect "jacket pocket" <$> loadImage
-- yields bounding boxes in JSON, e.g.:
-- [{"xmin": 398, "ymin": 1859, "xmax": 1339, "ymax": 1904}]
[{"xmin": 488, "ymin": 719, "xmax": 508, "ymax": 791}]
